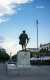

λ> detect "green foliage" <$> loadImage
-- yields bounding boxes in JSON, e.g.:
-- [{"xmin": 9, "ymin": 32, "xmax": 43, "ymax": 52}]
[
  {"xmin": 40, "ymin": 48, "xmax": 47, "ymax": 53},
  {"xmin": 30, "ymin": 52, "xmax": 34, "ymax": 58},
  {"xmin": 0, "ymin": 48, "xmax": 10, "ymax": 62},
  {"xmin": 40, "ymin": 47, "xmax": 50, "ymax": 53},
  {"xmin": 12, "ymin": 54, "xmax": 17, "ymax": 62},
  {"xmin": 39, "ymin": 48, "xmax": 50, "ymax": 57}
]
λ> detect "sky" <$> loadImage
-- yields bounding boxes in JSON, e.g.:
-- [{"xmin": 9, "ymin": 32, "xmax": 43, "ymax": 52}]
[{"xmin": 0, "ymin": 0, "xmax": 50, "ymax": 56}]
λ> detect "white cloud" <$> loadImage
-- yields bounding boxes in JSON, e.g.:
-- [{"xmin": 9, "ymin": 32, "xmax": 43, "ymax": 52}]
[
  {"xmin": 35, "ymin": 6, "xmax": 45, "ymax": 9},
  {"xmin": 0, "ymin": 18, "xmax": 9, "ymax": 23},
  {"xmin": 0, "ymin": 0, "xmax": 33, "ymax": 23},
  {"xmin": 0, "ymin": 40, "xmax": 21, "ymax": 55}
]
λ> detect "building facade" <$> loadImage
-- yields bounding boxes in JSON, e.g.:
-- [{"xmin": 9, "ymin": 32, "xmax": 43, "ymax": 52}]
[
  {"xmin": 27, "ymin": 48, "xmax": 39, "ymax": 57},
  {"xmin": 40, "ymin": 43, "xmax": 50, "ymax": 51}
]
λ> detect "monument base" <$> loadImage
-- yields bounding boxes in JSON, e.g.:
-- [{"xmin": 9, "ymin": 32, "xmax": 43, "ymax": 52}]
[{"xmin": 17, "ymin": 50, "xmax": 31, "ymax": 68}]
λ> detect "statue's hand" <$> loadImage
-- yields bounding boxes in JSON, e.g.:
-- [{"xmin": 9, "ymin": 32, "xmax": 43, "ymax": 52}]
[{"xmin": 27, "ymin": 38, "xmax": 30, "ymax": 43}]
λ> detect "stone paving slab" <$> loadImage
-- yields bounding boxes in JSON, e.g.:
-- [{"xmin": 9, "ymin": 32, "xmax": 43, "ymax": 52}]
[{"xmin": 0, "ymin": 63, "xmax": 50, "ymax": 80}]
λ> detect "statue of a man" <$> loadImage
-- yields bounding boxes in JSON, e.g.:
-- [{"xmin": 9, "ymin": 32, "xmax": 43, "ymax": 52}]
[{"xmin": 19, "ymin": 30, "xmax": 29, "ymax": 50}]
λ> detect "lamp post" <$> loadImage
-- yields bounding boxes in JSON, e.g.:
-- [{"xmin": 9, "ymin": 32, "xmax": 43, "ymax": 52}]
[
  {"xmin": 10, "ymin": 52, "xmax": 12, "ymax": 60},
  {"xmin": 36, "ymin": 20, "xmax": 39, "ymax": 57}
]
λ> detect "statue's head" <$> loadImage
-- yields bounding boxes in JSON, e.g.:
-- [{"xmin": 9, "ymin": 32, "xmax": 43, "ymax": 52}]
[{"xmin": 23, "ymin": 30, "xmax": 25, "ymax": 33}]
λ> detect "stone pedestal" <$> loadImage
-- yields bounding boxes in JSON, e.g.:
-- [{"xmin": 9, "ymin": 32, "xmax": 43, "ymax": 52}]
[{"xmin": 17, "ymin": 50, "xmax": 30, "ymax": 67}]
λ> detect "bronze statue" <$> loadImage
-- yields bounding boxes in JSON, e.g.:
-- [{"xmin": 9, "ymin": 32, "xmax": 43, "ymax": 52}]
[{"xmin": 19, "ymin": 30, "xmax": 30, "ymax": 50}]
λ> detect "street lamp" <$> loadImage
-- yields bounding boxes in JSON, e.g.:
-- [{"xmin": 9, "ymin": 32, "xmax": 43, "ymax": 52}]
[
  {"xmin": 36, "ymin": 19, "xmax": 39, "ymax": 57},
  {"xmin": 10, "ymin": 52, "xmax": 12, "ymax": 60}
]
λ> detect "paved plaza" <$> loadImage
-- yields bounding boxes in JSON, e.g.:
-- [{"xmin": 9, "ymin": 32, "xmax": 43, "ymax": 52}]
[{"xmin": 0, "ymin": 63, "xmax": 50, "ymax": 80}]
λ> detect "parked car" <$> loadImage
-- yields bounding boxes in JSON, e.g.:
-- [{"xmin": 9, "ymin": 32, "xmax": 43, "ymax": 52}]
[{"xmin": 8, "ymin": 60, "xmax": 16, "ymax": 64}]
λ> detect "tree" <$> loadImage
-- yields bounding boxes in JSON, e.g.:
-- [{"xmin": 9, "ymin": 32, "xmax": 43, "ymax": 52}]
[
  {"xmin": 40, "ymin": 48, "xmax": 47, "ymax": 53},
  {"xmin": 12, "ymin": 54, "xmax": 17, "ymax": 62},
  {"xmin": 0, "ymin": 48, "xmax": 10, "ymax": 62},
  {"xmin": 40, "ymin": 48, "xmax": 44, "ymax": 53}
]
